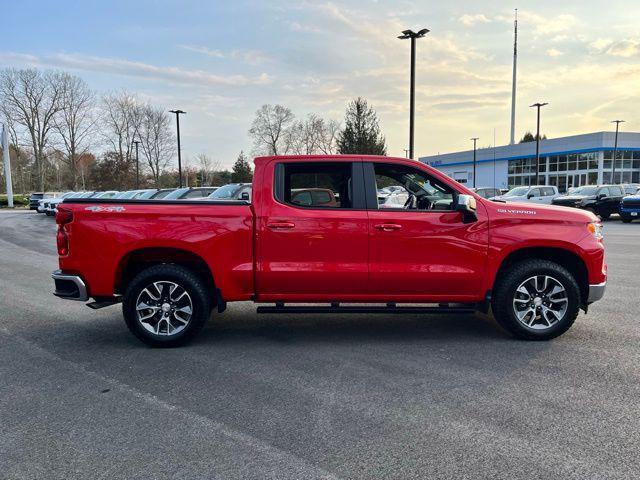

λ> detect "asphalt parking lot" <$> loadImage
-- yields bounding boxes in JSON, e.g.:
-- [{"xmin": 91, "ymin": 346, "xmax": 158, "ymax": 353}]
[{"xmin": 0, "ymin": 209, "xmax": 639, "ymax": 480}]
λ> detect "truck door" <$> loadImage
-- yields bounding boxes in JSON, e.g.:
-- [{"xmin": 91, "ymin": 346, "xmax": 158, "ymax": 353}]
[
  {"xmin": 256, "ymin": 160, "xmax": 369, "ymax": 300},
  {"xmin": 364, "ymin": 161, "xmax": 489, "ymax": 301}
]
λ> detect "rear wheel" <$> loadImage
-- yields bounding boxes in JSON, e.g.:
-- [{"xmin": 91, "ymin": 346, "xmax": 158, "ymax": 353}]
[
  {"xmin": 123, "ymin": 264, "xmax": 211, "ymax": 347},
  {"xmin": 492, "ymin": 259, "xmax": 580, "ymax": 340},
  {"xmin": 621, "ymin": 215, "xmax": 632, "ymax": 223}
]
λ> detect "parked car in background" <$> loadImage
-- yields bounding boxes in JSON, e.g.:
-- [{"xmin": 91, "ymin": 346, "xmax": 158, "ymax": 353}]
[
  {"xmin": 472, "ymin": 187, "xmax": 501, "ymax": 199},
  {"xmin": 491, "ymin": 185, "xmax": 560, "ymax": 204},
  {"xmin": 205, "ymin": 184, "xmax": 251, "ymax": 201},
  {"xmin": 43, "ymin": 192, "xmax": 74, "ymax": 215},
  {"xmin": 163, "ymin": 187, "xmax": 218, "ymax": 200},
  {"xmin": 552, "ymin": 185, "xmax": 625, "ymax": 219},
  {"xmin": 621, "ymin": 184, "xmax": 640, "ymax": 195},
  {"xmin": 30, "ymin": 192, "xmax": 61, "ymax": 210},
  {"xmin": 619, "ymin": 190, "xmax": 640, "ymax": 222},
  {"xmin": 37, "ymin": 193, "xmax": 66, "ymax": 213},
  {"xmin": 130, "ymin": 189, "xmax": 158, "ymax": 199},
  {"xmin": 290, "ymin": 188, "xmax": 338, "ymax": 207},
  {"xmin": 148, "ymin": 188, "xmax": 175, "ymax": 199},
  {"xmin": 94, "ymin": 191, "xmax": 119, "ymax": 199}
]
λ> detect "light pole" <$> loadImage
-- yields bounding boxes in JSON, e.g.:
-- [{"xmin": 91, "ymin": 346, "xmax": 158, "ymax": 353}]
[
  {"xmin": 398, "ymin": 28, "xmax": 429, "ymax": 160},
  {"xmin": 132, "ymin": 139, "xmax": 140, "ymax": 188},
  {"xmin": 611, "ymin": 119, "xmax": 625, "ymax": 183},
  {"xmin": 471, "ymin": 137, "xmax": 479, "ymax": 188},
  {"xmin": 530, "ymin": 102, "xmax": 548, "ymax": 185},
  {"xmin": 169, "ymin": 109, "xmax": 186, "ymax": 187}
]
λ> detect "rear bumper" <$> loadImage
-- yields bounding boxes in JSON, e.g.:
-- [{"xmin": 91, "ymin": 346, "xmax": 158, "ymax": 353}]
[
  {"xmin": 52, "ymin": 270, "xmax": 89, "ymax": 301},
  {"xmin": 587, "ymin": 281, "xmax": 606, "ymax": 303}
]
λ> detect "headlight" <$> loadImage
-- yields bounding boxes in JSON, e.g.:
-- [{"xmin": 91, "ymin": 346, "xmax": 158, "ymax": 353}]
[{"xmin": 587, "ymin": 222, "xmax": 603, "ymax": 239}]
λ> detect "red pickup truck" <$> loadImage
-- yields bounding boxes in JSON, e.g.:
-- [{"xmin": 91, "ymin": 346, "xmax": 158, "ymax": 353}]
[{"xmin": 52, "ymin": 155, "xmax": 607, "ymax": 346}]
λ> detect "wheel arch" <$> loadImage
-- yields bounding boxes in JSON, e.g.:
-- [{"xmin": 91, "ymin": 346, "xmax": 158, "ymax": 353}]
[
  {"xmin": 493, "ymin": 246, "xmax": 589, "ymax": 305},
  {"xmin": 114, "ymin": 247, "xmax": 218, "ymax": 306}
]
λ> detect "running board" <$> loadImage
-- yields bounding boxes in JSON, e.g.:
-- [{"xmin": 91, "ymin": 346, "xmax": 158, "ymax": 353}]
[
  {"xmin": 256, "ymin": 303, "xmax": 478, "ymax": 314},
  {"xmin": 86, "ymin": 297, "xmax": 122, "ymax": 309}
]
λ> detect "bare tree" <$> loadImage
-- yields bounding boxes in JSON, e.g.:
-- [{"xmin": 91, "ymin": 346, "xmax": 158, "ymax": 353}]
[
  {"xmin": 101, "ymin": 91, "xmax": 142, "ymax": 163},
  {"xmin": 318, "ymin": 119, "xmax": 340, "ymax": 154},
  {"xmin": 138, "ymin": 104, "xmax": 174, "ymax": 186},
  {"xmin": 0, "ymin": 68, "xmax": 64, "ymax": 191},
  {"xmin": 288, "ymin": 114, "xmax": 341, "ymax": 155},
  {"xmin": 196, "ymin": 152, "xmax": 221, "ymax": 186},
  {"xmin": 52, "ymin": 73, "xmax": 96, "ymax": 189},
  {"xmin": 248, "ymin": 104, "xmax": 294, "ymax": 156}
]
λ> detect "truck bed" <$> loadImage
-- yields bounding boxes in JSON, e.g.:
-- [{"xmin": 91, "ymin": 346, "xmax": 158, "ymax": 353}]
[{"xmin": 58, "ymin": 198, "xmax": 255, "ymax": 301}]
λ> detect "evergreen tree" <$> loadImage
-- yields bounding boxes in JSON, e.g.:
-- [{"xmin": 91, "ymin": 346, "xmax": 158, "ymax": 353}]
[
  {"xmin": 231, "ymin": 151, "xmax": 253, "ymax": 182},
  {"xmin": 519, "ymin": 131, "xmax": 547, "ymax": 143},
  {"xmin": 337, "ymin": 98, "xmax": 387, "ymax": 155}
]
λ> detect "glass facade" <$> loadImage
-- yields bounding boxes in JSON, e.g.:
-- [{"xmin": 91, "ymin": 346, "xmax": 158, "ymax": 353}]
[{"xmin": 507, "ymin": 150, "xmax": 639, "ymax": 192}]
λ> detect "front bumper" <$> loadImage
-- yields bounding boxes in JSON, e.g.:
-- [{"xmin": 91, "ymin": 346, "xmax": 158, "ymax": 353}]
[
  {"xmin": 587, "ymin": 281, "xmax": 606, "ymax": 303},
  {"xmin": 52, "ymin": 270, "xmax": 89, "ymax": 301}
]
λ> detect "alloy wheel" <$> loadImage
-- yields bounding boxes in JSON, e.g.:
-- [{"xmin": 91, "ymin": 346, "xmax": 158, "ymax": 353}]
[
  {"xmin": 512, "ymin": 275, "xmax": 568, "ymax": 330},
  {"xmin": 135, "ymin": 281, "xmax": 193, "ymax": 336}
]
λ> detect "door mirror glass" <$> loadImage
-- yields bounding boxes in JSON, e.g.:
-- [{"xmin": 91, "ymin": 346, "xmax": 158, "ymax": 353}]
[
  {"xmin": 455, "ymin": 194, "xmax": 477, "ymax": 223},
  {"xmin": 240, "ymin": 191, "xmax": 250, "ymax": 201}
]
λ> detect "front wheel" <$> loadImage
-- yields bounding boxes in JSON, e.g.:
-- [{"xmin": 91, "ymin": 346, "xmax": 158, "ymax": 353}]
[
  {"xmin": 492, "ymin": 259, "xmax": 580, "ymax": 340},
  {"xmin": 621, "ymin": 216, "xmax": 632, "ymax": 223},
  {"xmin": 123, "ymin": 264, "xmax": 211, "ymax": 347}
]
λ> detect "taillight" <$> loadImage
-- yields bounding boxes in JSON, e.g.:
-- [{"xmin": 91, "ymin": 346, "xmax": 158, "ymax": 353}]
[
  {"xmin": 56, "ymin": 208, "xmax": 73, "ymax": 225},
  {"xmin": 56, "ymin": 207, "xmax": 73, "ymax": 256},
  {"xmin": 56, "ymin": 227, "xmax": 68, "ymax": 256}
]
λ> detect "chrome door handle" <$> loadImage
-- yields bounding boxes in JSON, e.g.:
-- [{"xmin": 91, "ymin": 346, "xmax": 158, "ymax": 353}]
[
  {"xmin": 267, "ymin": 221, "xmax": 295, "ymax": 229},
  {"xmin": 374, "ymin": 223, "xmax": 402, "ymax": 231}
]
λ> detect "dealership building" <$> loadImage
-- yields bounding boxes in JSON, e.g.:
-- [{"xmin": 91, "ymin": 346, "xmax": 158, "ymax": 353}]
[{"xmin": 419, "ymin": 131, "xmax": 640, "ymax": 192}]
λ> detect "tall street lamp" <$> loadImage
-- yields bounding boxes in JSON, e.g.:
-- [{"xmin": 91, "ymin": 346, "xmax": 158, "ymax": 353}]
[
  {"xmin": 132, "ymin": 139, "xmax": 141, "ymax": 188},
  {"xmin": 398, "ymin": 28, "xmax": 429, "ymax": 160},
  {"xmin": 169, "ymin": 109, "xmax": 186, "ymax": 187},
  {"xmin": 471, "ymin": 137, "xmax": 479, "ymax": 188},
  {"xmin": 611, "ymin": 119, "xmax": 625, "ymax": 183},
  {"xmin": 530, "ymin": 102, "xmax": 548, "ymax": 185}
]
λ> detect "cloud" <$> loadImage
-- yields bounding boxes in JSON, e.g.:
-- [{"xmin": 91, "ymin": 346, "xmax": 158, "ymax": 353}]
[
  {"xmin": 588, "ymin": 38, "xmax": 640, "ymax": 58},
  {"xmin": 0, "ymin": 51, "xmax": 273, "ymax": 87},
  {"xmin": 179, "ymin": 45, "xmax": 271, "ymax": 65},
  {"xmin": 546, "ymin": 48, "xmax": 564, "ymax": 57},
  {"xmin": 606, "ymin": 40, "xmax": 640, "ymax": 58},
  {"xmin": 179, "ymin": 45, "xmax": 224, "ymax": 58},
  {"xmin": 459, "ymin": 14, "xmax": 490, "ymax": 26},
  {"xmin": 496, "ymin": 10, "xmax": 578, "ymax": 36},
  {"xmin": 288, "ymin": 21, "xmax": 322, "ymax": 33}
]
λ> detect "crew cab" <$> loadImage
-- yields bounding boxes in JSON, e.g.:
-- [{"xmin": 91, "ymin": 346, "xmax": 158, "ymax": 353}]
[{"xmin": 52, "ymin": 155, "xmax": 607, "ymax": 347}]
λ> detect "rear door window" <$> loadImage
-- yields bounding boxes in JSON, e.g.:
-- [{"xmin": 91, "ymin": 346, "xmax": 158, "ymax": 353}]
[{"xmin": 276, "ymin": 162, "xmax": 355, "ymax": 209}]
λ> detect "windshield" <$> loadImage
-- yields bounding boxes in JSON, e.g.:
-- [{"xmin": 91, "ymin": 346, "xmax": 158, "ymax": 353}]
[
  {"xmin": 151, "ymin": 189, "xmax": 173, "ymax": 199},
  {"xmin": 504, "ymin": 187, "xmax": 529, "ymax": 196},
  {"xmin": 132, "ymin": 189, "xmax": 157, "ymax": 199},
  {"xmin": 208, "ymin": 184, "xmax": 241, "ymax": 199},
  {"xmin": 571, "ymin": 186, "xmax": 599, "ymax": 195},
  {"xmin": 163, "ymin": 188, "xmax": 189, "ymax": 199}
]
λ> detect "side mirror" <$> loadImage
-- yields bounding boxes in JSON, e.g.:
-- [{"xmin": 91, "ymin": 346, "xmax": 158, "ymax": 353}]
[
  {"xmin": 527, "ymin": 193, "xmax": 535, "ymax": 199},
  {"xmin": 455, "ymin": 194, "xmax": 477, "ymax": 223},
  {"xmin": 240, "ymin": 191, "xmax": 250, "ymax": 201},
  {"xmin": 597, "ymin": 193, "xmax": 606, "ymax": 200}
]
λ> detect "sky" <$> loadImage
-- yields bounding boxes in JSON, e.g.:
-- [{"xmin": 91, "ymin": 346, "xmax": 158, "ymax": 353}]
[{"xmin": 2, "ymin": 0, "xmax": 640, "ymax": 168}]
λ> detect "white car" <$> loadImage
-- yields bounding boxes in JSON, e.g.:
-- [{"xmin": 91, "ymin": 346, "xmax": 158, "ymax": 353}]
[{"xmin": 491, "ymin": 185, "xmax": 560, "ymax": 204}]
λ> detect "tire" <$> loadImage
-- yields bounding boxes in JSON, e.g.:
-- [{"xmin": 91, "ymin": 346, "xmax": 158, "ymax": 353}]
[
  {"xmin": 621, "ymin": 216, "xmax": 632, "ymax": 223},
  {"xmin": 123, "ymin": 264, "xmax": 212, "ymax": 347},
  {"xmin": 492, "ymin": 259, "xmax": 580, "ymax": 340},
  {"xmin": 600, "ymin": 212, "xmax": 610, "ymax": 220}
]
